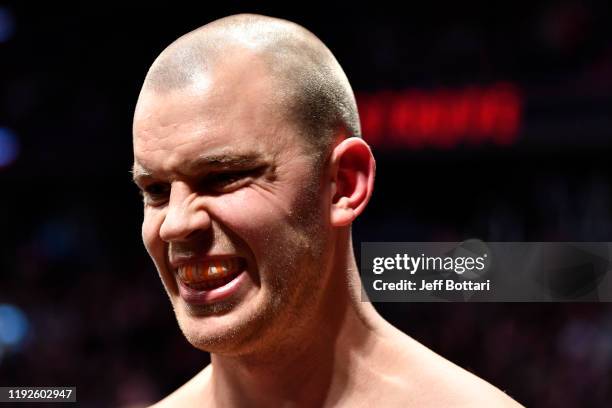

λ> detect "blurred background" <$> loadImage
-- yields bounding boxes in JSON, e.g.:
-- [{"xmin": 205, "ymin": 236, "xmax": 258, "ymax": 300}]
[{"xmin": 1, "ymin": 1, "xmax": 611, "ymax": 406}]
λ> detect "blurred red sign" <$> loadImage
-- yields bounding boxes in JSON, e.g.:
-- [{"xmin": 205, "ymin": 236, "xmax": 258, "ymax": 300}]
[{"xmin": 356, "ymin": 83, "xmax": 522, "ymax": 149}]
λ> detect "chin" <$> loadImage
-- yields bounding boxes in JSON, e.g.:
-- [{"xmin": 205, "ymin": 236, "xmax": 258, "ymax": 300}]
[{"xmin": 174, "ymin": 294, "xmax": 273, "ymax": 355}]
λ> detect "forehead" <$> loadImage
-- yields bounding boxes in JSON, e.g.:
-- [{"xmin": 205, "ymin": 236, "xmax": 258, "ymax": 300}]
[{"xmin": 133, "ymin": 55, "xmax": 304, "ymax": 175}]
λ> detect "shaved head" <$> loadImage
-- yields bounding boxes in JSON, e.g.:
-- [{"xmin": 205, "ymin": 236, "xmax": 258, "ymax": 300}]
[{"xmin": 139, "ymin": 14, "xmax": 361, "ymax": 161}]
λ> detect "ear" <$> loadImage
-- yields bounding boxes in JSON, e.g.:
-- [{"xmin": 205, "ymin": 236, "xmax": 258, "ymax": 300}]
[{"xmin": 329, "ymin": 137, "xmax": 376, "ymax": 227}]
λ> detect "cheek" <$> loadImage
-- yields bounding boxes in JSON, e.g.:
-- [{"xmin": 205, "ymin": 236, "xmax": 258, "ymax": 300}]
[
  {"xmin": 215, "ymin": 189, "xmax": 295, "ymax": 239},
  {"xmin": 141, "ymin": 209, "xmax": 165, "ymax": 260},
  {"xmin": 214, "ymin": 185, "xmax": 325, "ymax": 267}
]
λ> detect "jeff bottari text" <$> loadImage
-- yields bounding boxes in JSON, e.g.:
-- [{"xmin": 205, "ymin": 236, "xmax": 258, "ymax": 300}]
[{"xmin": 372, "ymin": 279, "xmax": 491, "ymax": 291}]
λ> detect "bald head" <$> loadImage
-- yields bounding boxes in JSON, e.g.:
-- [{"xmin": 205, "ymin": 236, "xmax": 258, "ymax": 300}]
[{"xmin": 139, "ymin": 14, "xmax": 361, "ymax": 160}]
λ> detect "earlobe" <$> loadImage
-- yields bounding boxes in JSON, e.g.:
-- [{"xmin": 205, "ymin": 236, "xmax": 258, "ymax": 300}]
[{"xmin": 329, "ymin": 137, "xmax": 376, "ymax": 227}]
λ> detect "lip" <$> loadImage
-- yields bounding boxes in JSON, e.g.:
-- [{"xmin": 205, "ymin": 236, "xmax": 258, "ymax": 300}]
[{"xmin": 175, "ymin": 259, "xmax": 248, "ymax": 305}]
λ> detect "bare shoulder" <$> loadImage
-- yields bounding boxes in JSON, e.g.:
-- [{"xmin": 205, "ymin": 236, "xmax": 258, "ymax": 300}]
[
  {"xmin": 374, "ymin": 332, "xmax": 524, "ymax": 407},
  {"xmin": 148, "ymin": 365, "xmax": 212, "ymax": 408},
  {"xmin": 418, "ymin": 360, "xmax": 524, "ymax": 408}
]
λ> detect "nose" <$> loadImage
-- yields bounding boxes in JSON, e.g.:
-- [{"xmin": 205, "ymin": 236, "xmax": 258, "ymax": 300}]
[{"xmin": 159, "ymin": 181, "xmax": 212, "ymax": 242}]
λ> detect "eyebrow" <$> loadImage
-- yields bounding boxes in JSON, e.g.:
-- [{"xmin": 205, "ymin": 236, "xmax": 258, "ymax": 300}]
[
  {"xmin": 130, "ymin": 165, "xmax": 152, "ymax": 184},
  {"xmin": 131, "ymin": 153, "xmax": 266, "ymax": 184}
]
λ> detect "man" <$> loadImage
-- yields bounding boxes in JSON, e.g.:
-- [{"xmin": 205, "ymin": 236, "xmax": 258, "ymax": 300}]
[{"xmin": 132, "ymin": 14, "xmax": 521, "ymax": 407}]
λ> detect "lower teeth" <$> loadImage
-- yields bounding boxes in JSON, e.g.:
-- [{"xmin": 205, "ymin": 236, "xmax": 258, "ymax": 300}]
[{"xmin": 186, "ymin": 274, "xmax": 236, "ymax": 290}]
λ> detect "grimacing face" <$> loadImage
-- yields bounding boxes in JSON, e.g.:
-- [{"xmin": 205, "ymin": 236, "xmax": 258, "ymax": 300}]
[{"xmin": 132, "ymin": 58, "xmax": 336, "ymax": 354}]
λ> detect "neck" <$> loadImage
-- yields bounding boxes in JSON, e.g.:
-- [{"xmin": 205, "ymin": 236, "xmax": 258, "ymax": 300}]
[{"xmin": 207, "ymin": 232, "xmax": 393, "ymax": 407}]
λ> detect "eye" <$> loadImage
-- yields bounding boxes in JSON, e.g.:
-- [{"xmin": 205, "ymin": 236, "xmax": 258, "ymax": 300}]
[
  {"xmin": 141, "ymin": 182, "xmax": 170, "ymax": 205},
  {"xmin": 206, "ymin": 169, "xmax": 257, "ymax": 192}
]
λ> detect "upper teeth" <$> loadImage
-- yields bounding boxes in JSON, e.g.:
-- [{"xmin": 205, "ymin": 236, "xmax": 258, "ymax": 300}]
[{"xmin": 177, "ymin": 258, "xmax": 241, "ymax": 283}]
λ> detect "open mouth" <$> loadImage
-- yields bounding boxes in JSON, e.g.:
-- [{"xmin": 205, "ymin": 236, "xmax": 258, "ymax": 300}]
[{"xmin": 177, "ymin": 257, "xmax": 246, "ymax": 291}]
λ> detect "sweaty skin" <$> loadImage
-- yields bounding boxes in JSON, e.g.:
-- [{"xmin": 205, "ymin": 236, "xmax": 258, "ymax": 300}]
[{"xmin": 132, "ymin": 14, "xmax": 523, "ymax": 408}]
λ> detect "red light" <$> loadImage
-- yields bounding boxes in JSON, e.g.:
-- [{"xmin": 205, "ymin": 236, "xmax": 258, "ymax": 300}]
[
  {"xmin": 389, "ymin": 91, "xmax": 422, "ymax": 148},
  {"xmin": 356, "ymin": 83, "xmax": 522, "ymax": 149},
  {"xmin": 358, "ymin": 92, "xmax": 389, "ymax": 147}
]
